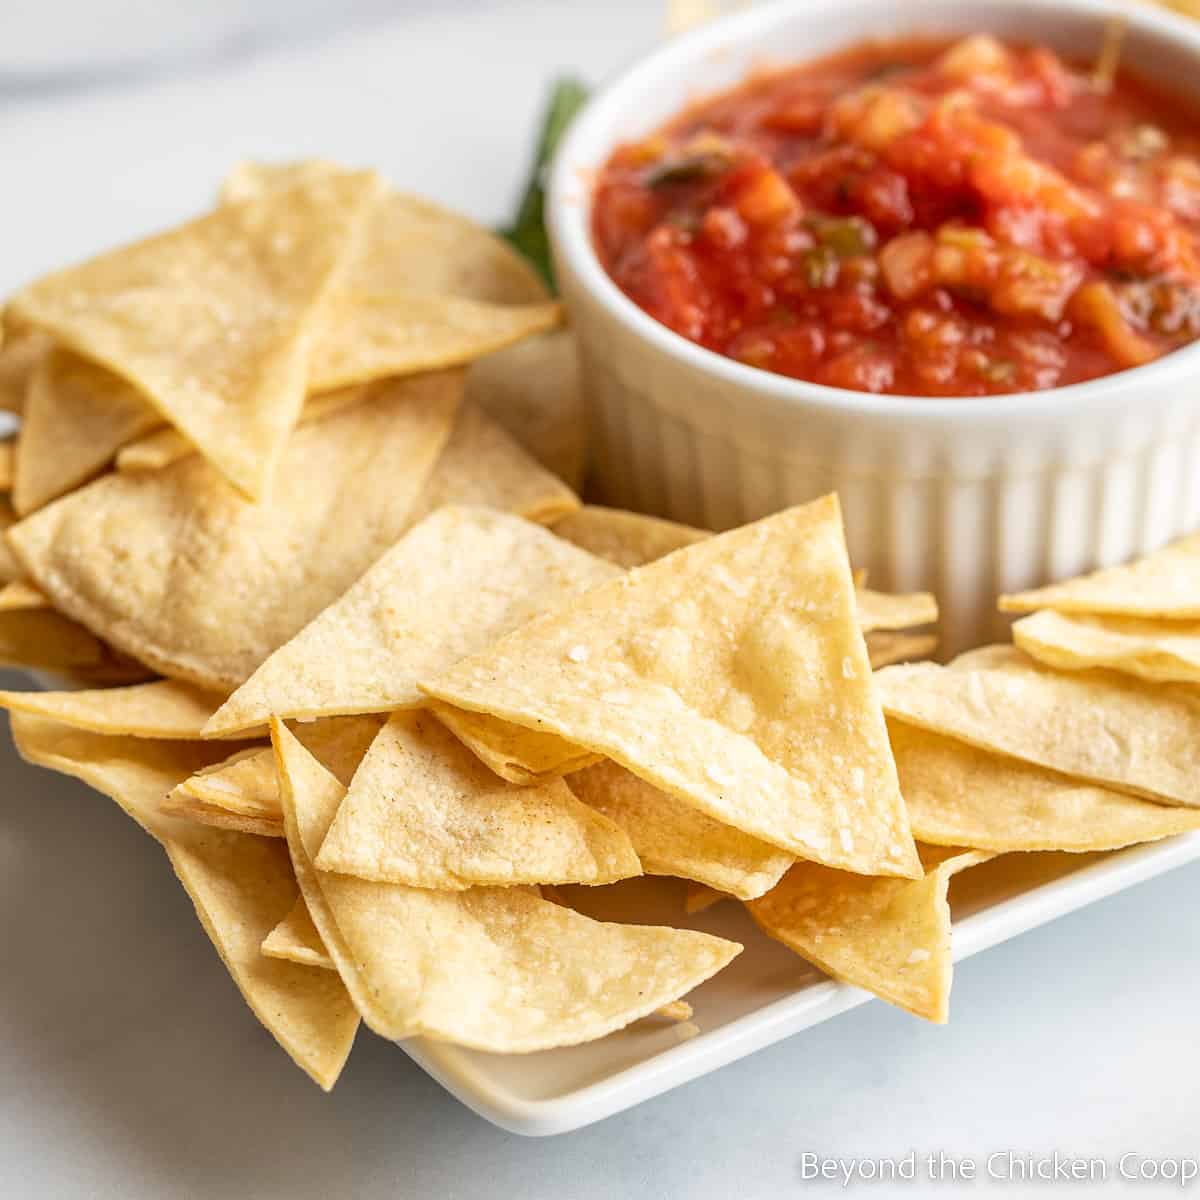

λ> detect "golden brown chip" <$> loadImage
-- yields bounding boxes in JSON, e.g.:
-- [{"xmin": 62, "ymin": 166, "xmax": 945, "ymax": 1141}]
[
  {"xmin": 0, "ymin": 440, "xmax": 13, "ymax": 491},
  {"xmin": 10, "ymin": 713, "xmax": 358, "ymax": 1089},
  {"xmin": 10, "ymin": 372, "xmax": 461, "ymax": 689},
  {"xmin": 877, "ymin": 645, "xmax": 1200, "ymax": 808},
  {"xmin": 424, "ymin": 496, "xmax": 920, "ymax": 876},
  {"xmin": 262, "ymin": 898, "xmax": 333, "ymax": 969},
  {"xmin": 205, "ymin": 506, "xmax": 617, "ymax": 735},
  {"xmin": 14, "ymin": 350, "xmax": 160, "ymax": 514},
  {"xmin": 551, "ymin": 505, "xmax": 710, "ymax": 568},
  {"xmin": 465, "ymin": 330, "xmax": 586, "ymax": 489},
  {"xmin": 568, "ymin": 760, "xmax": 794, "ymax": 901},
  {"xmin": 0, "ymin": 579, "xmax": 48, "ymax": 611},
  {"xmin": 0, "ymin": 331, "xmax": 48, "ymax": 413},
  {"xmin": 1000, "ymin": 533, "xmax": 1200, "ymax": 618},
  {"xmin": 891, "ymin": 720, "xmax": 1200, "ymax": 852},
  {"xmin": 867, "ymin": 631, "xmax": 939, "ymax": 670},
  {"xmin": 314, "ymin": 710, "xmax": 641, "ymax": 889},
  {"xmin": 747, "ymin": 844, "xmax": 990, "ymax": 1023},
  {"xmin": 0, "ymin": 606, "xmax": 109, "ymax": 672},
  {"xmin": 0, "ymin": 679, "xmax": 230, "ymax": 739},
  {"xmin": 9, "ymin": 171, "xmax": 382, "ymax": 499},
  {"xmin": 684, "ymin": 883, "xmax": 729, "ymax": 914},
  {"xmin": 0, "ymin": 496, "xmax": 22, "ymax": 583},
  {"xmin": 273, "ymin": 721, "xmax": 741, "ymax": 1052},
  {"xmin": 856, "ymin": 588, "xmax": 938, "ymax": 633},
  {"xmin": 1014, "ymin": 609, "xmax": 1200, "ymax": 683}
]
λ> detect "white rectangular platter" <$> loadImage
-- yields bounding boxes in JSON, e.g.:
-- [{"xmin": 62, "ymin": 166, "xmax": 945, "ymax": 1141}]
[{"xmin": 403, "ymin": 834, "xmax": 1200, "ymax": 1135}]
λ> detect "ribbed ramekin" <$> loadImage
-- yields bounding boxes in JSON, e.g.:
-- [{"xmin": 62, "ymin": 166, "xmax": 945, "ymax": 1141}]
[{"xmin": 548, "ymin": 0, "xmax": 1200, "ymax": 654}]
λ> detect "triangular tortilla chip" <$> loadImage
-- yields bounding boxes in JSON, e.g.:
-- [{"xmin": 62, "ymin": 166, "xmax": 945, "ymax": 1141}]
[
  {"xmin": 272, "ymin": 721, "xmax": 740, "ymax": 1051},
  {"xmin": 552, "ymin": 505, "xmax": 709, "ymax": 567},
  {"xmin": 14, "ymin": 350, "xmax": 161, "ymax": 515},
  {"xmin": 0, "ymin": 607, "xmax": 109, "ymax": 672},
  {"xmin": 856, "ymin": 588, "xmax": 938, "ymax": 633},
  {"xmin": 0, "ymin": 579, "xmax": 48, "ymax": 611},
  {"xmin": 10, "ymin": 714, "xmax": 358, "ymax": 1089},
  {"xmin": 0, "ymin": 497, "xmax": 22, "ymax": 582},
  {"xmin": 1013, "ymin": 609, "xmax": 1200, "ymax": 683},
  {"xmin": 999, "ymin": 533, "xmax": 1200, "ymax": 617},
  {"xmin": 163, "ymin": 715, "xmax": 385, "ymax": 836},
  {"xmin": 568, "ymin": 760, "xmax": 794, "ymax": 901},
  {"xmin": 206, "ymin": 506, "xmax": 616, "ymax": 735},
  {"xmin": 427, "ymin": 701, "xmax": 599, "ymax": 784},
  {"xmin": 877, "ymin": 645, "xmax": 1200, "ymax": 808},
  {"xmin": 8, "ymin": 172, "xmax": 381, "ymax": 499},
  {"xmin": 891, "ymin": 720, "xmax": 1200, "ymax": 852},
  {"xmin": 747, "ymin": 844, "xmax": 990, "ymax": 1022},
  {"xmin": 0, "ymin": 330, "xmax": 48, "ymax": 413},
  {"xmin": 465, "ymin": 330, "xmax": 586, "ymax": 489},
  {"xmin": 263, "ymin": 898, "xmax": 333, "ymax": 969},
  {"xmin": 0, "ymin": 440, "xmax": 13, "ymax": 490},
  {"xmin": 0, "ymin": 679, "xmax": 231, "ymax": 739},
  {"xmin": 406, "ymin": 401, "xmax": 579, "ymax": 528},
  {"xmin": 867, "ymin": 631, "xmax": 938, "ymax": 669},
  {"xmin": 10, "ymin": 371, "xmax": 461, "ymax": 689},
  {"xmin": 685, "ymin": 883, "xmax": 729, "ymax": 914},
  {"xmin": 314, "ymin": 710, "xmax": 640, "ymax": 888},
  {"xmin": 114, "ymin": 383, "xmax": 368, "ymax": 474},
  {"xmin": 424, "ymin": 496, "xmax": 920, "ymax": 876}
]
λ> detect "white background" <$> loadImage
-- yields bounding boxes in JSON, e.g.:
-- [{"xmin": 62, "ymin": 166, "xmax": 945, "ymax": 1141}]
[{"xmin": 1, "ymin": 2, "xmax": 1198, "ymax": 1195}]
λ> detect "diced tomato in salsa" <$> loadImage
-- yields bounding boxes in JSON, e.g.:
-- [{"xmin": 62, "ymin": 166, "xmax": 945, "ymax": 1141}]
[{"xmin": 592, "ymin": 36, "xmax": 1200, "ymax": 396}]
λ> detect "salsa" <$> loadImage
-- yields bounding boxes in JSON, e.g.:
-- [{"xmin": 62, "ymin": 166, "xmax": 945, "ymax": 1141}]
[{"xmin": 592, "ymin": 35, "xmax": 1200, "ymax": 395}]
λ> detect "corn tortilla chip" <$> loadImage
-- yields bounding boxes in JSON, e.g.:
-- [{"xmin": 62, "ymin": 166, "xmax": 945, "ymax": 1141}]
[
  {"xmin": 747, "ymin": 845, "xmax": 990, "ymax": 1023},
  {"xmin": 0, "ymin": 579, "xmax": 48, "ymax": 611},
  {"xmin": 0, "ymin": 679, "xmax": 230, "ymax": 739},
  {"xmin": 263, "ymin": 897, "xmax": 333, "ymax": 969},
  {"xmin": 1013, "ymin": 609, "xmax": 1200, "ymax": 683},
  {"xmin": 0, "ymin": 497, "xmax": 22, "ymax": 583},
  {"xmin": 428, "ymin": 701, "xmax": 599, "ymax": 785},
  {"xmin": 315, "ymin": 710, "xmax": 640, "ymax": 888},
  {"xmin": 0, "ymin": 440, "xmax": 13, "ymax": 491},
  {"xmin": 424, "ymin": 497, "xmax": 920, "ymax": 876},
  {"xmin": 205, "ymin": 506, "xmax": 616, "ymax": 735},
  {"xmin": 867, "ymin": 631, "xmax": 939, "ymax": 670},
  {"xmin": 15, "ymin": 350, "xmax": 160, "ymax": 514},
  {"xmin": 465, "ymin": 330, "xmax": 586, "ymax": 489},
  {"xmin": 568, "ymin": 761, "xmax": 793, "ymax": 901},
  {"xmin": 10, "ymin": 372, "xmax": 461, "ymax": 689},
  {"xmin": 999, "ymin": 533, "xmax": 1200, "ymax": 618},
  {"xmin": 891, "ymin": 721, "xmax": 1200, "ymax": 853},
  {"xmin": 685, "ymin": 883, "xmax": 729, "ymax": 914},
  {"xmin": 114, "ymin": 384, "xmax": 369, "ymax": 474},
  {"xmin": 877, "ymin": 645, "xmax": 1200, "ymax": 808},
  {"xmin": 9, "ymin": 172, "xmax": 382, "ymax": 500},
  {"xmin": 10, "ymin": 714, "xmax": 358, "ymax": 1089},
  {"xmin": 857, "ymin": 588, "xmax": 938, "ymax": 633},
  {"xmin": 0, "ymin": 331, "xmax": 48, "ymax": 413},
  {"xmin": 272, "ymin": 721, "xmax": 741, "ymax": 1051},
  {"xmin": 0, "ymin": 606, "xmax": 109, "ymax": 671},
  {"xmin": 406, "ymin": 401, "xmax": 579, "ymax": 528},
  {"xmin": 552, "ymin": 505, "xmax": 709, "ymax": 568}
]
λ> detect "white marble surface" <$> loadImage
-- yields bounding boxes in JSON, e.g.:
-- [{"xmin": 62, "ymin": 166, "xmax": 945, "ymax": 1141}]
[{"xmin": 2, "ymin": 3, "xmax": 1200, "ymax": 1195}]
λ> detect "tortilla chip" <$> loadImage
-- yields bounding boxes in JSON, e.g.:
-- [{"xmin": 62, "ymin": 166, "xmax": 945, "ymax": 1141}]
[
  {"xmin": 0, "ymin": 440, "xmax": 13, "ymax": 491},
  {"xmin": 0, "ymin": 606, "xmax": 109, "ymax": 671},
  {"xmin": 684, "ymin": 883, "xmax": 729, "ymax": 914},
  {"xmin": 163, "ymin": 715, "xmax": 384, "ymax": 835},
  {"xmin": 406, "ymin": 401, "xmax": 579, "ymax": 527},
  {"xmin": 867, "ymin": 631, "xmax": 939, "ymax": 669},
  {"xmin": 891, "ymin": 721, "xmax": 1200, "ymax": 853},
  {"xmin": 0, "ymin": 497, "xmax": 21, "ymax": 583},
  {"xmin": 424, "ymin": 497, "xmax": 920, "ymax": 877},
  {"xmin": 114, "ymin": 384, "xmax": 368, "ymax": 474},
  {"xmin": 999, "ymin": 533, "xmax": 1200, "ymax": 618},
  {"xmin": 747, "ymin": 845, "xmax": 990, "ymax": 1022},
  {"xmin": 0, "ymin": 579, "xmax": 48, "ymax": 611},
  {"xmin": 877, "ymin": 645, "xmax": 1200, "ymax": 808},
  {"xmin": 0, "ymin": 331, "xmax": 48, "ymax": 413},
  {"xmin": 465, "ymin": 330, "xmax": 587, "ymax": 489},
  {"xmin": 10, "ymin": 372, "xmax": 461, "ymax": 690},
  {"xmin": 568, "ymin": 760, "xmax": 793, "ymax": 901},
  {"xmin": 10, "ymin": 172, "xmax": 382, "ymax": 499},
  {"xmin": 0, "ymin": 679, "xmax": 232, "ymax": 739},
  {"xmin": 427, "ymin": 701, "xmax": 599, "ymax": 784},
  {"xmin": 272, "ymin": 721, "xmax": 740, "ymax": 1051},
  {"xmin": 552, "ymin": 505, "xmax": 709, "ymax": 568},
  {"xmin": 10, "ymin": 714, "xmax": 358, "ymax": 1089},
  {"xmin": 205, "ymin": 506, "xmax": 617, "ymax": 736},
  {"xmin": 1013, "ymin": 609, "xmax": 1200, "ymax": 683},
  {"xmin": 315, "ymin": 709, "xmax": 641, "ymax": 888},
  {"xmin": 14, "ymin": 350, "xmax": 160, "ymax": 514},
  {"xmin": 857, "ymin": 588, "xmax": 938, "ymax": 633},
  {"xmin": 262, "ymin": 898, "xmax": 333, "ymax": 970}
]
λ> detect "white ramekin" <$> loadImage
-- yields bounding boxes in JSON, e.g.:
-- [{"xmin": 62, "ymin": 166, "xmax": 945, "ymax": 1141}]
[{"xmin": 548, "ymin": 0, "xmax": 1200, "ymax": 654}]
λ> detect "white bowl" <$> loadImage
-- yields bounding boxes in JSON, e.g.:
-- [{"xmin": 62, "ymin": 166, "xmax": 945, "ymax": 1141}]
[{"xmin": 548, "ymin": 0, "xmax": 1200, "ymax": 654}]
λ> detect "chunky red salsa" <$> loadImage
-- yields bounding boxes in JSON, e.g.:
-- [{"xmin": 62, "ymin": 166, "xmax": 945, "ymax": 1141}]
[{"xmin": 593, "ymin": 35, "xmax": 1200, "ymax": 395}]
